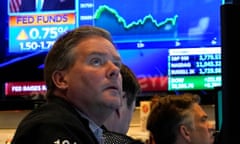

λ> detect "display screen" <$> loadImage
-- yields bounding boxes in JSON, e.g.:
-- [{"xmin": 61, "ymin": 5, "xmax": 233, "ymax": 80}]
[
  {"xmin": 168, "ymin": 47, "xmax": 221, "ymax": 90},
  {"xmin": 0, "ymin": 0, "xmax": 223, "ymax": 97},
  {"xmin": 79, "ymin": 0, "xmax": 222, "ymax": 49},
  {"xmin": 5, "ymin": 81, "xmax": 46, "ymax": 96},
  {"xmin": 8, "ymin": 0, "xmax": 76, "ymax": 53}
]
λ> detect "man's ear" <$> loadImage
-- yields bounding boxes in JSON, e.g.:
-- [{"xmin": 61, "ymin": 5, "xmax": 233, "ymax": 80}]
[
  {"xmin": 52, "ymin": 71, "xmax": 68, "ymax": 89},
  {"xmin": 179, "ymin": 125, "xmax": 191, "ymax": 143}
]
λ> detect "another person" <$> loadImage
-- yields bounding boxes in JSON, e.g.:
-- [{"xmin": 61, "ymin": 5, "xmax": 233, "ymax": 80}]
[
  {"xmin": 11, "ymin": 25, "xmax": 123, "ymax": 144},
  {"xmin": 146, "ymin": 93, "xmax": 215, "ymax": 144},
  {"xmin": 104, "ymin": 63, "xmax": 141, "ymax": 134},
  {"xmin": 103, "ymin": 63, "xmax": 144, "ymax": 144}
]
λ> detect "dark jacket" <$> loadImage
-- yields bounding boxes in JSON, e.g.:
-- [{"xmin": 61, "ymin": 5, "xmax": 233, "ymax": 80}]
[{"xmin": 11, "ymin": 96, "xmax": 99, "ymax": 144}]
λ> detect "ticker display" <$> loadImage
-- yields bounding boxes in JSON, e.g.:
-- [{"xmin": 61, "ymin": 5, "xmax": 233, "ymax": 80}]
[
  {"xmin": 9, "ymin": 13, "xmax": 76, "ymax": 53},
  {"xmin": 168, "ymin": 47, "xmax": 222, "ymax": 90}
]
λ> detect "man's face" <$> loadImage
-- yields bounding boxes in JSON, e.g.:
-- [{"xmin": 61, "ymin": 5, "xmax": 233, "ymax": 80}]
[
  {"xmin": 117, "ymin": 93, "xmax": 136, "ymax": 134},
  {"xmin": 190, "ymin": 103, "xmax": 214, "ymax": 144},
  {"xmin": 103, "ymin": 92, "xmax": 136, "ymax": 134},
  {"xmin": 61, "ymin": 36, "xmax": 123, "ymax": 123}
]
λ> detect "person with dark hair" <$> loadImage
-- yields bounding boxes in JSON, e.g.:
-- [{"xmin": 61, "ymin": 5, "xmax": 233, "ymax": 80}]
[
  {"xmin": 146, "ymin": 93, "xmax": 215, "ymax": 144},
  {"xmin": 104, "ymin": 63, "xmax": 141, "ymax": 134},
  {"xmin": 11, "ymin": 25, "xmax": 123, "ymax": 144},
  {"xmin": 103, "ymin": 63, "xmax": 144, "ymax": 144}
]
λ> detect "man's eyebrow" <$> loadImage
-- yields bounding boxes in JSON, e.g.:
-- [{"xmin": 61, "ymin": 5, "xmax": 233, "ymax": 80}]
[
  {"xmin": 88, "ymin": 51, "xmax": 106, "ymax": 56},
  {"xmin": 89, "ymin": 51, "xmax": 121, "ymax": 60}
]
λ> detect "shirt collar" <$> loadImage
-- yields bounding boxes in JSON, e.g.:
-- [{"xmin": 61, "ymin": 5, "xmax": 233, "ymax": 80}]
[{"xmin": 75, "ymin": 108, "xmax": 104, "ymax": 143}]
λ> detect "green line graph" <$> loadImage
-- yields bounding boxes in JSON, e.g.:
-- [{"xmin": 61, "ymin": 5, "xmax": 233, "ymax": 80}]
[{"xmin": 94, "ymin": 5, "xmax": 178, "ymax": 30}]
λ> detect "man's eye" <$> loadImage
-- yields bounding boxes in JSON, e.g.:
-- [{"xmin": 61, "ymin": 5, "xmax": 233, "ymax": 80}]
[
  {"xmin": 201, "ymin": 116, "xmax": 208, "ymax": 122},
  {"xmin": 114, "ymin": 61, "xmax": 122, "ymax": 68},
  {"xmin": 91, "ymin": 58, "xmax": 102, "ymax": 66}
]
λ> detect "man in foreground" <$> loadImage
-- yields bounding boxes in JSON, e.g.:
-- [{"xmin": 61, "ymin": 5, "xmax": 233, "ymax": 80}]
[{"xmin": 12, "ymin": 25, "xmax": 123, "ymax": 144}]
